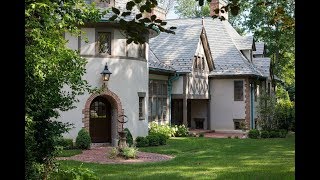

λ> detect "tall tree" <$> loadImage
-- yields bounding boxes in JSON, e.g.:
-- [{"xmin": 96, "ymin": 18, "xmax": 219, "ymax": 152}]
[
  {"xmin": 174, "ymin": 0, "xmax": 210, "ymax": 18},
  {"xmin": 243, "ymin": 0, "xmax": 295, "ymax": 99},
  {"xmin": 25, "ymin": 0, "xmax": 104, "ymax": 178},
  {"xmin": 158, "ymin": 0, "xmax": 175, "ymax": 16}
]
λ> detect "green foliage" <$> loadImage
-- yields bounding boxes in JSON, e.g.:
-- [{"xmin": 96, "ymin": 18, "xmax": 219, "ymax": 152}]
[
  {"xmin": 260, "ymin": 131, "xmax": 270, "ymax": 138},
  {"xmin": 76, "ymin": 129, "xmax": 91, "ymax": 150},
  {"xmin": 269, "ymin": 131, "xmax": 280, "ymax": 138},
  {"xmin": 174, "ymin": 0, "xmax": 210, "ymax": 18},
  {"xmin": 135, "ymin": 136, "xmax": 149, "ymax": 147},
  {"xmin": 51, "ymin": 165, "xmax": 99, "ymax": 180},
  {"xmin": 156, "ymin": 133, "xmax": 167, "ymax": 145},
  {"xmin": 146, "ymin": 135, "xmax": 160, "ymax": 146},
  {"xmin": 121, "ymin": 147, "xmax": 138, "ymax": 159},
  {"xmin": 248, "ymin": 129, "xmax": 260, "ymax": 139},
  {"xmin": 279, "ymin": 129, "xmax": 288, "ymax": 138},
  {"xmin": 274, "ymin": 87, "xmax": 295, "ymax": 131},
  {"xmin": 58, "ymin": 149, "xmax": 83, "ymax": 157},
  {"xmin": 256, "ymin": 92, "xmax": 277, "ymax": 131},
  {"xmin": 124, "ymin": 128, "xmax": 133, "ymax": 146},
  {"xmin": 234, "ymin": 136, "xmax": 239, "ymax": 139},
  {"xmin": 199, "ymin": 133, "xmax": 205, "ymax": 137},
  {"xmin": 56, "ymin": 138, "xmax": 74, "ymax": 150},
  {"xmin": 25, "ymin": 0, "xmax": 103, "ymax": 179},
  {"xmin": 109, "ymin": 147, "xmax": 119, "ymax": 159},
  {"xmin": 108, "ymin": 0, "xmax": 176, "ymax": 44},
  {"xmin": 149, "ymin": 122, "xmax": 176, "ymax": 139},
  {"xmin": 173, "ymin": 124, "xmax": 189, "ymax": 137}
]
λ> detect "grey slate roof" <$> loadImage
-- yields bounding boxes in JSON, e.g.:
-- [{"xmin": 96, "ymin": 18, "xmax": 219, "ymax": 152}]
[
  {"xmin": 253, "ymin": 42, "xmax": 265, "ymax": 55},
  {"xmin": 148, "ymin": 17, "xmax": 269, "ymax": 78},
  {"xmin": 149, "ymin": 49, "xmax": 175, "ymax": 72},
  {"xmin": 252, "ymin": 57, "xmax": 270, "ymax": 78},
  {"xmin": 149, "ymin": 18, "xmax": 203, "ymax": 73},
  {"xmin": 203, "ymin": 18, "xmax": 262, "ymax": 77}
]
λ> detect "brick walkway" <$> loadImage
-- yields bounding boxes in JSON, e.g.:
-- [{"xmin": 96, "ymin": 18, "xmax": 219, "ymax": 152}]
[{"xmin": 57, "ymin": 147, "xmax": 174, "ymax": 164}]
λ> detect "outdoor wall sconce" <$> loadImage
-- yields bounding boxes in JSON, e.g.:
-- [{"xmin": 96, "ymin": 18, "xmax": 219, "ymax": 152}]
[{"xmin": 100, "ymin": 62, "xmax": 112, "ymax": 82}]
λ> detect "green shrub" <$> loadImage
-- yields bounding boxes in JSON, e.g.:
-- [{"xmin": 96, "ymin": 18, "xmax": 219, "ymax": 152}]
[
  {"xmin": 135, "ymin": 136, "xmax": 149, "ymax": 147},
  {"xmin": 149, "ymin": 122, "xmax": 176, "ymax": 139},
  {"xmin": 174, "ymin": 124, "xmax": 189, "ymax": 137},
  {"xmin": 146, "ymin": 135, "xmax": 160, "ymax": 146},
  {"xmin": 56, "ymin": 138, "xmax": 74, "ymax": 150},
  {"xmin": 269, "ymin": 130, "xmax": 280, "ymax": 138},
  {"xmin": 199, "ymin": 133, "xmax": 205, "ymax": 137},
  {"xmin": 124, "ymin": 128, "xmax": 133, "ymax": 146},
  {"xmin": 260, "ymin": 131, "xmax": 270, "ymax": 138},
  {"xmin": 76, "ymin": 129, "xmax": 91, "ymax": 149},
  {"xmin": 51, "ymin": 166, "xmax": 98, "ymax": 180},
  {"xmin": 279, "ymin": 129, "xmax": 288, "ymax": 138},
  {"xmin": 227, "ymin": 136, "xmax": 231, "ymax": 139},
  {"xmin": 109, "ymin": 147, "xmax": 119, "ymax": 159},
  {"xmin": 248, "ymin": 129, "xmax": 260, "ymax": 139},
  {"xmin": 234, "ymin": 136, "xmax": 239, "ymax": 139},
  {"xmin": 121, "ymin": 147, "xmax": 138, "ymax": 159},
  {"xmin": 157, "ymin": 133, "xmax": 167, "ymax": 145}
]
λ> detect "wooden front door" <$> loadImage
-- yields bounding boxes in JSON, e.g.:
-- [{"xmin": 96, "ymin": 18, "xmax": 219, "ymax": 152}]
[
  {"xmin": 171, "ymin": 99, "xmax": 183, "ymax": 125},
  {"xmin": 89, "ymin": 96, "xmax": 111, "ymax": 143}
]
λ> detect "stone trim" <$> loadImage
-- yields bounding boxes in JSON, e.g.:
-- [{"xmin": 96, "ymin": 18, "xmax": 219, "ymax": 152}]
[
  {"xmin": 82, "ymin": 88, "xmax": 124, "ymax": 145},
  {"xmin": 244, "ymin": 78, "xmax": 250, "ymax": 130}
]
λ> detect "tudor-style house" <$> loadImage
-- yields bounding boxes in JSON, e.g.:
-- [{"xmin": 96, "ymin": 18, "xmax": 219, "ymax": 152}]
[{"xmin": 58, "ymin": 0, "xmax": 276, "ymax": 146}]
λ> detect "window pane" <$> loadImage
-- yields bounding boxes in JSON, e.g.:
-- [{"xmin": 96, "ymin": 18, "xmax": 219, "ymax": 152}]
[
  {"xmin": 234, "ymin": 81, "xmax": 243, "ymax": 101},
  {"xmin": 97, "ymin": 32, "xmax": 111, "ymax": 55}
]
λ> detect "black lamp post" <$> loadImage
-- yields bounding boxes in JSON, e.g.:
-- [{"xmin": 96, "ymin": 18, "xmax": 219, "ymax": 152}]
[{"xmin": 100, "ymin": 62, "xmax": 112, "ymax": 82}]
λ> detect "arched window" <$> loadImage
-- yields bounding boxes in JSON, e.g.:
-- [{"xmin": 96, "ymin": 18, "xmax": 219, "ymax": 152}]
[{"xmin": 90, "ymin": 97, "xmax": 107, "ymax": 118}]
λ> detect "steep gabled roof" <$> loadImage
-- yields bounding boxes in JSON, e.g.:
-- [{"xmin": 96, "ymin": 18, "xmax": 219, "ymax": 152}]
[
  {"xmin": 252, "ymin": 57, "xmax": 270, "ymax": 78},
  {"xmin": 203, "ymin": 18, "xmax": 262, "ymax": 77},
  {"xmin": 149, "ymin": 49, "xmax": 175, "ymax": 72},
  {"xmin": 149, "ymin": 18, "xmax": 203, "ymax": 73}
]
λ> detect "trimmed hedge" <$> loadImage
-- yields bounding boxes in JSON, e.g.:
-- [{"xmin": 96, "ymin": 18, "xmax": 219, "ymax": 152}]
[
  {"xmin": 146, "ymin": 135, "xmax": 160, "ymax": 146},
  {"xmin": 56, "ymin": 138, "xmax": 74, "ymax": 149},
  {"xmin": 248, "ymin": 129, "xmax": 260, "ymax": 139},
  {"xmin": 135, "ymin": 136, "xmax": 149, "ymax": 147},
  {"xmin": 260, "ymin": 131, "xmax": 270, "ymax": 138},
  {"xmin": 76, "ymin": 129, "xmax": 91, "ymax": 149}
]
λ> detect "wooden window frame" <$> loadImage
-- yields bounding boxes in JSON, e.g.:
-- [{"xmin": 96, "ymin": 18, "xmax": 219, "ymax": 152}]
[
  {"xmin": 95, "ymin": 31, "xmax": 112, "ymax": 55},
  {"xmin": 138, "ymin": 92, "xmax": 146, "ymax": 120}
]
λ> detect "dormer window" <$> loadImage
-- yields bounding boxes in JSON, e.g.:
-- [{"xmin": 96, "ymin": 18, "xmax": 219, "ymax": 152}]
[
  {"xmin": 96, "ymin": 32, "xmax": 111, "ymax": 55},
  {"xmin": 193, "ymin": 56, "xmax": 205, "ymax": 71}
]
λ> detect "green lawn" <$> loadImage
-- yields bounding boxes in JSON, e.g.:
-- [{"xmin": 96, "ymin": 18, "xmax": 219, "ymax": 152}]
[
  {"xmin": 58, "ymin": 149, "xmax": 82, "ymax": 157},
  {"xmin": 59, "ymin": 135, "xmax": 295, "ymax": 179}
]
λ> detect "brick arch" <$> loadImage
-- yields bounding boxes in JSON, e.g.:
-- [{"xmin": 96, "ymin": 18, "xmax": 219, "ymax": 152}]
[{"xmin": 82, "ymin": 88, "xmax": 124, "ymax": 146}]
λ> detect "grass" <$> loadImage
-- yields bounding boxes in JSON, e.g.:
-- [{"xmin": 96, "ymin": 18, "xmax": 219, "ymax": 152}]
[
  {"xmin": 58, "ymin": 149, "xmax": 82, "ymax": 157},
  {"xmin": 58, "ymin": 135, "xmax": 295, "ymax": 179}
]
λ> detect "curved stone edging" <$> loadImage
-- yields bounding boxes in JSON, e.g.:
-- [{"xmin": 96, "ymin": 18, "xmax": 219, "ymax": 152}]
[{"xmin": 57, "ymin": 147, "xmax": 174, "ymax": 164}]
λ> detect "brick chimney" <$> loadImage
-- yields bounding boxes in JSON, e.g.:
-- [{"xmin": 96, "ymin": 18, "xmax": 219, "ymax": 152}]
[{"xmin": 209, "ymin": 0, "xmax": 229, "ymax": 20}]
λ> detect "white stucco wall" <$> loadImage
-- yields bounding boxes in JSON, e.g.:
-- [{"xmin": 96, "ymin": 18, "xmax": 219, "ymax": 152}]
[
  {"xmin": 65, "ymin": 33, "xmax": 78, "ymax": 51},
  {"xmin": 190, "ymin": 100, "xmax": 208, "ymax": 129},
  {"xmin": 57, "ymin": 28, "xmax": 149, "ymax": 144},
  {"xmin": 241, "ymin": 50, "xmax": 252, "ymax": 62},
  {"xmin": 172, "ymin": 76, "xmax": 183, "ymax": 94},
  {"xmin": 210, "ymin": 78, "xmax": 246, "ymax": 130}
]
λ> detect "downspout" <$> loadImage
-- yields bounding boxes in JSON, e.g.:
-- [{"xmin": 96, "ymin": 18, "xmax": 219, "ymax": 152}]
[
  {"xmin": 168, "ymin": 73, "xmax": 180, "ymax": 126},
  {"xmin": 250, "ymin": 83, "xmax": 255, "ymax": 129}
]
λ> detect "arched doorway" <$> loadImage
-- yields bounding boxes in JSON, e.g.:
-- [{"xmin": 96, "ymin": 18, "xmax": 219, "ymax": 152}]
[
  {"xmin": 89, "ymin": 96, "xmax": 111, "ymax": 143},
  {"xmin": 83, "ymin": 88, "xmax": 124, "ymax": 146}
]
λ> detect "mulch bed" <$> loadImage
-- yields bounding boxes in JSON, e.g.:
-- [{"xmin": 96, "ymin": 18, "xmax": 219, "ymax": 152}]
[{"xmin": 57, "ymin": 147, "xmax": 174, "ymax": 164}]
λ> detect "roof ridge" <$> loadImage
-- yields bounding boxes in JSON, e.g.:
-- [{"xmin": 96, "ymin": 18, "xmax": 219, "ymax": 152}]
[{"xmin": 219, "ymin": 20, "xmax": 263, "ymax": 77}]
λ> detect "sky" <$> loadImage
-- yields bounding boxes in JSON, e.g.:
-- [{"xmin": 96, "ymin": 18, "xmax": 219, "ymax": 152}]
[{"xmin": 167, "ymin": 8, "xmax": 179, "ymax": 19}]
